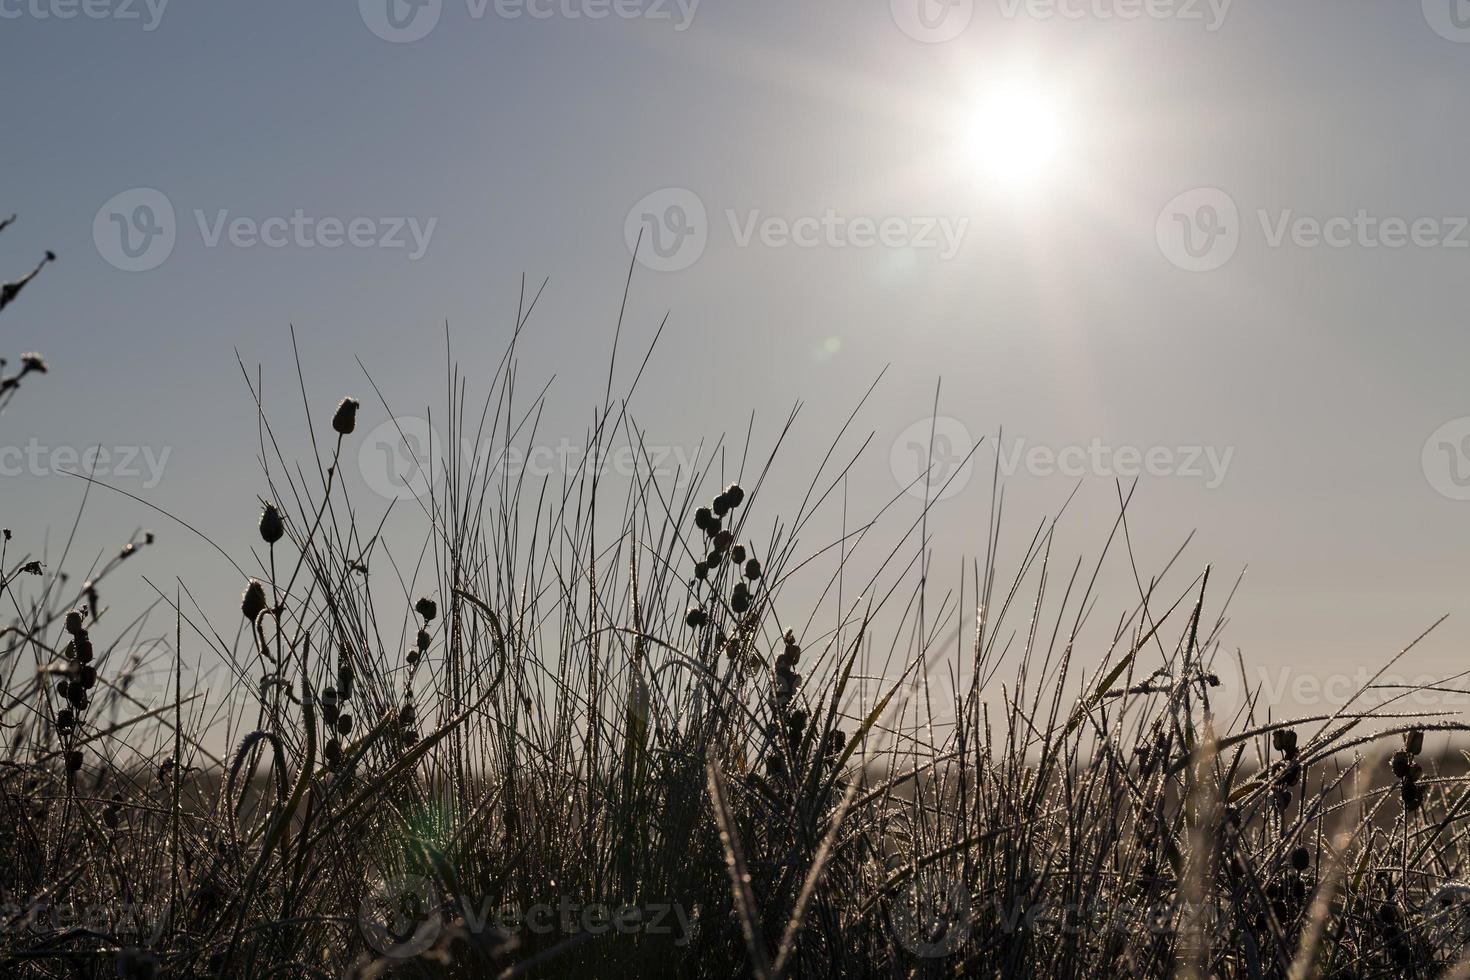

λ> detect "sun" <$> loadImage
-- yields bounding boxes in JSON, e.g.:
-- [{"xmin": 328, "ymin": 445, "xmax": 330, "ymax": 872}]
[{"xmin": 960, "ymin": 78, "xmax": 1072, "ymax": 195}]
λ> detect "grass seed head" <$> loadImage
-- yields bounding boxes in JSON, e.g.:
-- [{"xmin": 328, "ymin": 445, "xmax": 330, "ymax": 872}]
[
  {"xmin": 331, "ymin": 397, "xmax": 360, "ymax": 435},
  {"xmin": 241, "ymin": 579, "xmax": 268, "ymax": 622},
  {"xmin": 259, "ymin": 503, "xmax": 285, "ymax": 544}
]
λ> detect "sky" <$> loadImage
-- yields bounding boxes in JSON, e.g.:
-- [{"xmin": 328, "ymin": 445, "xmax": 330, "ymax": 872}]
[{"xmin": 3, "ymin": 0, "xmax": 1470, "ymax": 723}]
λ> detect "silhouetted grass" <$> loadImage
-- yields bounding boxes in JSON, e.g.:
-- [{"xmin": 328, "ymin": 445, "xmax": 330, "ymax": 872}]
[{"xmin": 4, "ymin": 242, "xmax": 1470, "ymax": 980}]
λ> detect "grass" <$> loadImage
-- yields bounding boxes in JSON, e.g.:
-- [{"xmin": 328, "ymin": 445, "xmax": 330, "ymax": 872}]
[{"xmin": 5, "ymin": 220, "xmax": 1470, "ymax": 979}]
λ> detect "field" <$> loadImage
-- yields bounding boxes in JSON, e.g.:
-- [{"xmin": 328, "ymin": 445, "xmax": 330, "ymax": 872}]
[{"xmin": 6, "ymin": 222, "xmax": 1470, "ymax": 980}]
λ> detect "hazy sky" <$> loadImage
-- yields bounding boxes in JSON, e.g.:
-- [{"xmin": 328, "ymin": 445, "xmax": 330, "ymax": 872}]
[{"xmin": 4, "ymin": 1, "xmax": 1470, "ymax": 719}]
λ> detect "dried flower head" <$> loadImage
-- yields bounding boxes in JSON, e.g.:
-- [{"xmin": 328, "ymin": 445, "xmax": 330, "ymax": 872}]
[
  {"xmin": 259, "ymin": 503, "xmax": 285, "ymax": 544},
  {"xmin": 331, "ymin": 397, "xmax": 360, "ymax": 435},
  {"xmin": 241, "ymin": 579, "xmax": 268, "ymax": 622},
  {"xmin": 415, "ymin": 597, "xmax": 437, "ymax": 622}
]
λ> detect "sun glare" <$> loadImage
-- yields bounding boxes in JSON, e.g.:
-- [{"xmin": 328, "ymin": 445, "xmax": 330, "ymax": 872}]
[{"xmin": 961, "ymin": 78, "xmax": 1071, "ymax": 195}]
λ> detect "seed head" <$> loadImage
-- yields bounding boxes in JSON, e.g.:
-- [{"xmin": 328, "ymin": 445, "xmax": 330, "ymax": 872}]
[
  {"xmin": 724, "ymin": 483, "xmax": 744, "ymax": 508},
  {"xmin": 1405, "ymin": 729, "xmax": 1424, "ymax": 755},
  {"xmin": 331, "ymin": 397, "xmax": 359, "ymax": 435},
  {"xmin": 64, "ymin": 610, "xmax": 84, "ymax": 636},
  {"xmin": 693, "ymin": 561, "xmax": 709, "ymax": 581},
  {"xmin": 415, "ymin": 597, "xmax": 437, "ymax": 622},
  {"xmin": 694, "ymin": 507, "xmax": 713, "ymax": 532},
  {"xmin": 712, "ymin": 493, "xmax": 731, "ymax": 517},
  {"xmin": 1291, "ymin": 846, "xmax": 1310, "ymax": 872},
  {"xmin": 686, "ymin": 605, "xmax": 707, "ymax": 630},
  {"xmin": 730, "ymin": 544, "xmax": 746, "ymax": 565},
  {"xmin": 744, "ymin": 558, "xmax": 762, "ymax": 581},
  {"xmin": 259, "ymin": 503, "xmax": 285, "ymax": 544},
  {"xmin": 336, "ymin": 713, "xmax": 353, "ymax": 736},
  {"xmin": 241, "ymin": 579, "xmax": 268, "ymax": 622},
  {"xmin": 65, "ymin": 749, "xmax": 83, "ymax": 773}
]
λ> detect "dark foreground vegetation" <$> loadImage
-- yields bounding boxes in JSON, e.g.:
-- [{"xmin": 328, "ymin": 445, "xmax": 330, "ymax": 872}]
[{"xmin": 4, "ymin": 217, "xmax": 1470, "ymax": 979}]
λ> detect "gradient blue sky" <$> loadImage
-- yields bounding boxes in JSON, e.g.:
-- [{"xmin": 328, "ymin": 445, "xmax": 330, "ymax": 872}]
[{"xmin": 4, "ymin": 1, "xmax": 1470, "ymax": 715}]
